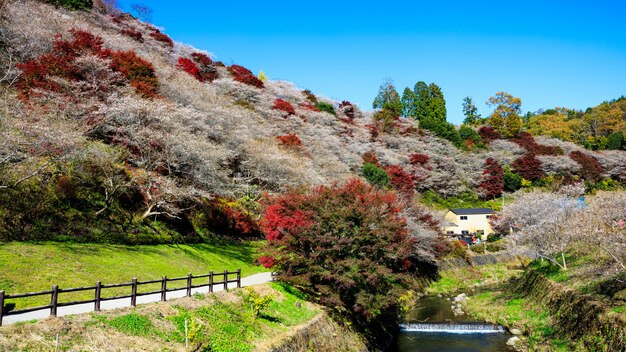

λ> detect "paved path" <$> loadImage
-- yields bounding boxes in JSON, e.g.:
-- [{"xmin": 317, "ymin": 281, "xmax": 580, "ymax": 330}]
[{"xmin": 2, "ymin": 272, "xmax": 273, "ymax": 325}]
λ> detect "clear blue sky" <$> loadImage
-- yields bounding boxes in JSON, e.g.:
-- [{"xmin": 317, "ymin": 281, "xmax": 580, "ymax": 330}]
[{"xmin": 118, "ymin": 1, "xmax": 626, "ymax": 124}]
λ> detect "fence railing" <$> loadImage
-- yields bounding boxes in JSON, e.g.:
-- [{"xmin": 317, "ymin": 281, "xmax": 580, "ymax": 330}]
[{"xmin": 0, "ymin": 269, "xmax": 241, "ymax": 326}]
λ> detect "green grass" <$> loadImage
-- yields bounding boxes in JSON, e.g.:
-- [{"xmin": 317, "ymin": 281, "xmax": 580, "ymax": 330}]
[
  {"xmin": 85, "ymin": 283, "xmax": 319, "ymax": 352},
  {"xmin": 610, "ymin": 306, "xmax": 626, "ymax": 314},
  {"xmin": 426, "ymin": 263, "xmax": 523, "ymax": 294},
  {"xmin": 419, "ymin": 190, "xmax": 513, "ymax": 211},
  {"xmin": 0, "ymin": 241, "xmax": 267, "ymax": 308}
]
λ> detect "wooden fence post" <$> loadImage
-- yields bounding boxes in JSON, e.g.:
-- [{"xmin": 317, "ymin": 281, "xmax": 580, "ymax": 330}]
[
  {"xmin": 0, "ymin": 290, "xmax": 4, "ymax": 327},
  {"xmin": 50, "ymin": 285, "xmax": 58, "ymax": 317},
  {"xmin": 131, "ymin": 278, "xmax": 137, "ymax": 307},
  {"xmin": 161, "ymin": 276, "xmax": 167, "ymax": 302},
  {"xmin": 223, "ymin": 270, "xmax": 228, "ymax": 291},
  {"xmin": 186, "ymin": 273, "xmax": 192, "ymax": 297},
  {"xmin": 209, "ymin": 271, "xmax": 214, "ymax": 293},
  {"xmin": 237, "ymin": 269, "xmax": 241, "ymax": 288},
  {"xmin": 95, "ymin": 281, "xmax": 101, "ymax": 312}
]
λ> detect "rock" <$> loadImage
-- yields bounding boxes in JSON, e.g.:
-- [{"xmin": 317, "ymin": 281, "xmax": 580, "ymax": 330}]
[
  {"xmin": 437, "ymin": 294, "xmax": 442, "ymax": 297},
  {"xmin": 509, "ymin": 328, "xmax": 522, "ymax": 335},
  {"xmin": 454, "ymin": 293, "xmax": 469, "ymax": 302},
  {"xmin": 295, "ymin": 301, "xmax": 301, "ymax": 307},
  {"xmin": 506, "ymin": 336, "xmax": 520, "ymax": 346}
]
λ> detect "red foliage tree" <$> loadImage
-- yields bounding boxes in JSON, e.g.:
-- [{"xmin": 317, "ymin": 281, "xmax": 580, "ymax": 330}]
[
  {"xmin": 15, "ymin": 29, "xmax": 158, "ymax": 100},
  {"xmin": 189, "ymin": 52, "xmax": 218, "ymax": 83},
  {"xmin": 511, "ymin": 132, "xmax": 562, "ymax": 155},
  {"xmin": 339, "ymin": 100, "xmax": 356, "ymax": 119},
  {"xmin": 272, "ymin": 99, "xmax": 296, "ymax": 116},
  {"xmin": 110, "ymin": 50, "xmax": 159, "ymax": 98},
  {"xmin": 569, "ymin": 151, "xmax": 603, "ymax": 182},
  {"xmin": 276, "ymin": 133, "xmax": 303, "ymax": 148},
  {"xmin": 478, "ymin": 126, "xmax": 501, "ymax": 143},
  {"xmin": 149, "ymin": 29, "xmax": 174, "ymax": 48},
  {"xmin": 477, "ymin": 158, "xmax": 504, "ymax": 199},
  {"xmin": 361, "ymin": 150, "xmax": 381, "ymax": 167},
  {"xmin": 512, "ymin": 153, "xmax": 546, "ymax": 181},
  {"xmin": 176, "ymin": 57, "xmax": 203, "ymax": 82},
  {"xmin": 197, "ymin": 197, "xmax": 261, "ymax": 238},
  {"xmin": 298, "ymin": 102, "xmax": 320, "ymax": 112},
  {"xmin": 385, "ymin": 165, "xmax": 415, "ymax": 197},
  {"xmin": 227, "ymin": 64, "xmax": 264, "ymax": 88},
  {"xmin": 260, "ymin": 179, "xmax": 437, "ymax": 335},
  {"xmin": 190, "ymin": 52, "xmax": 213, "ymax": 66},
  {"xmin": 409, "ymin": 153, "xmax": 430, "ymax": 166},
  {"xmin": 120, "ymin": 28, "xmax": 143, "ymax": 42}
]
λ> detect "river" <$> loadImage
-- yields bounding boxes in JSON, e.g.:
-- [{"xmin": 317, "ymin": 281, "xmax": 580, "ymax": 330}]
[{"xmin": 391, "ymin": 295, "xmax": 513, "ymax": 352}]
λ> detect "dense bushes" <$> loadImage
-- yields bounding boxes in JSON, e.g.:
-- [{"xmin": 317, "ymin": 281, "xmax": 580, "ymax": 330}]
[
  {"xmin": 120, "ymin": 28, "xmax": 143, "ymax": 42},
  {"xmin": 193, "ymin": 196, "xmax": 262, "ymax": 239},
  {"xmin": 362, "ymin": 163, "xmax": 391, "ymax": 189},
  {"xmin": 15, "ymin": 29, "xmax": 159, "ymax": 100},
  {"xmin": 260, "ymin": 179, "xmax": 438, "ymax": 342},
  {"xmin": 149, "ymin": 28, "xmax": 174, "ymax": 48},
  {"xmin": 478, "ymin": 126, "xmax": 500, "ymax": 143},
  {"xmin": 385, "ymin": 165, "xmax": 415, "ymax": 197},
  {"xmin": 409, "ymin": 153, "xmax": 430, "ymax": 166},
  {"xmin": 276, "ymin": 133, "xmax": 302, "ymax": 148},
  {"xmin": 176, "ymin": 57, "xmax": 203, "ymax": 81},
  {"xmin": 272, "ymin": 99, "xmax": 295, "ymax": 116},
  {"xmin": 110, "ymin": 50, "xmax": 159, "ymax": 98},
  {"xmin": 316, "ymin": 101, "xmax": 335, "ymax": 115},
  {"xmin": 512, "ymin": 132, "xmax": 563, "ymax": 155},
  {"xmin": 477, "ymin": 158, "xmax": 504, "ymax": 199},
  {"xmin": 569, "ymin": 151, "xmax": 603, "ymax": 182},
  {"xmin": 512, "ymin": 153, "xmax": 546, "ymax": 181},
  {"xmin": 228, "ymin": 65, "xmax": 264, "ymax": 88},
  {"xmin": 189, "ymin": 52, "xmax": 218, "ymax": 82},
  {"xmin": 44, "ymin": 0, "xmax": 92, "ymax": 10}
]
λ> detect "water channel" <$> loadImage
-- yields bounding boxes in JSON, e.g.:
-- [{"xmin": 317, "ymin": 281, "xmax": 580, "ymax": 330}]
[{"xmin": 391, "ymin": 295, "xmax": 513, "ymax": 352}]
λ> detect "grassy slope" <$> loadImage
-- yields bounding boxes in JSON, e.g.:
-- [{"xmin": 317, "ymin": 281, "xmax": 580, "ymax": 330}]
[
  {"xmin": 0, "ymin": 241, "xmax": 267, "ymax": 308},
  {"xmin": 0, "ymin": 283, "xmax": 334, "ymax": 352}
]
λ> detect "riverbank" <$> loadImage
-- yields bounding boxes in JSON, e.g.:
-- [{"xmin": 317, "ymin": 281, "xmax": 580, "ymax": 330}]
[
  {"xmin": 427, "ymin": 256, "xmax": 626, "ymax": 351},
  {"xmin": 0, "ymin": 282, "xmax": 366, "ymax": 351}
]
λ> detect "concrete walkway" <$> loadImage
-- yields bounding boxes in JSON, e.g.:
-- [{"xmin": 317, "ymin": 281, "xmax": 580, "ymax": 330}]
[{"xmin": 2, "ymin": 272, "xmax": 273, "ymax": 325}]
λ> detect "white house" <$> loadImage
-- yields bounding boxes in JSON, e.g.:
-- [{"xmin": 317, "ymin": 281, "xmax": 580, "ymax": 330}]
[{"xmin": 443, "ymin": 208, "xmax": 495, "ymax": 240}]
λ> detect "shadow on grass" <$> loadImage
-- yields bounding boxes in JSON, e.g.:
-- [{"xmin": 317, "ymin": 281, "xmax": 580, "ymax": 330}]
[{"xmin": 258, "ymin": 313, "xmax": 282, "ymax": 323}]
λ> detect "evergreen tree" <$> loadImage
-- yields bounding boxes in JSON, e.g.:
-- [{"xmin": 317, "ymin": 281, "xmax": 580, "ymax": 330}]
[
  {"xmin": 373, "ymin": 80, "xmax": 402, "ymax": 116},
  {"xmin": 401, "ymin": 87, "xmax": 416, "ymax": 118},
  {"xmin": 427, "ymin": 83, "xmax": 447, "ymax": 123},
  {"xmin": 413, "ymin": 81, "xmax": 430, "ymax": 121},
  {"xmin": 462, "ymin": 97, "xmax": 482, "ymax": 125}
]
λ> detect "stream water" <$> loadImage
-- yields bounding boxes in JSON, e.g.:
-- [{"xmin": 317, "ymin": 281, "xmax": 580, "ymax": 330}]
[{"xmin": 391, "ymin": 295, "xmax": 513, "ymax": 352}]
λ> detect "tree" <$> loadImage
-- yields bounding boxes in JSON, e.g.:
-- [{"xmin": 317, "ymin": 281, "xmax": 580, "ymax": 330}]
[
  {"xmin": 503, "ymin": 167, "xmax": 522, "ymax": 192},
  {"xmin": 606, "ymin": 132, "xmax": 624, "ymax": 150},
  {"xmin": 401, "ymin": 87, "xmax": 416, "ymax": 118},
  {"xmin": 413, "ymin": 81, "xmax": 430, "ymax": 121},
  {"xmin": 487, "ymin": 92, "xmax": 522, "ymax": 138},
  {"xmin": 462, "ymin": 97, "xmax": 482, "ymax": 125},
  {"xmin": 373, "ymin": 80, "xmax": 402, "ymax": 116},
  {"xmin": 499, "ymin": 188, "xmax": 585, "ymax": 270},
  {"xmin": 512, "ymin": 153, "xmax": 545, "ymax": 181},
  {"xmin": 426, "ymin": 83, "xmax": 447, "ymax": 123},
  {"xmin": 478, "ymin": 158, "xmax": 504, "ymax": 199},
  {"xmin": 260, "ymin": 179, "xmax": 438, "ymax": 340},
  {"xmin": 130, "ymin": 3, "xmax": 152, "ymax": 21}
]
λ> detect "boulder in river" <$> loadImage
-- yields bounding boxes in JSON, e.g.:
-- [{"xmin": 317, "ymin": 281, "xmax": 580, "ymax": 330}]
[{"xmin": 506, "ymin": 336, "xmax": 521, "ymax": 346}]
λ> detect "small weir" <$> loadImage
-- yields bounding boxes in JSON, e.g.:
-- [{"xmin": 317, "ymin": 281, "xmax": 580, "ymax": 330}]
[
  {"xmin": 400, "ymin": 322, "xmax": 505, "ymax": 334},
  {"xmin": 392, "ymin": 295, "xmax": 513, "ymax": 351}
]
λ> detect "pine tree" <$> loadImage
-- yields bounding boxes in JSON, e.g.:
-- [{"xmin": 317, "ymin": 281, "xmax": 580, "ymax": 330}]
[
  {"xmin": 478, "ymin": 158, "xmax": 504, "ymax": 199},
  {"xmin": 413, "ymin": 81, "xmax": 430, "ymax": 121},
  {"xmin": 401, "ymin": 87, "xmax": 416, "ymax": 118},
  {"xmin": 462, "ymin": 97, "xmax": 482, "ymax": 125},
  {"xmin": 427, "ymin": 83, "xmax": 446, "ymax": 123}
]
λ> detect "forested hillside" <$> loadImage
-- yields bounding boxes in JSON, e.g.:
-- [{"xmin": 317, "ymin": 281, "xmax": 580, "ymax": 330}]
[{"xmin": 1, "ymin": 0, "xmax": 625, "ymax": 245}]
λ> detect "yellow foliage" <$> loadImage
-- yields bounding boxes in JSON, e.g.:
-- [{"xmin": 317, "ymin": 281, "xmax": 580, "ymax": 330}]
[{"xmin": 258, "ymin": 70, "xmax": 268, "ymax": 82}]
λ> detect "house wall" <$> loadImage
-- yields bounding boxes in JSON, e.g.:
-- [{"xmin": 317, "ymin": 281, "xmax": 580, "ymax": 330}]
[{"xmin": 444, "ymin": 211, "xmax": 494, "ymax": 239}]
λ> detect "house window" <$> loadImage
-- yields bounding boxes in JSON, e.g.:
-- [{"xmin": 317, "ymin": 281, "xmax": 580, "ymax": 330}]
[
  {"xmin": 446, "ymin": 231, "xmax": 455, "ymax": 234},
  {"xmin": 460, "ymin": 216, "xmax": 468, "ymax": 220},
  {"xmin": 461, "ymin": 230, "xmax": 469, "ymax": 235},
  {"xmin": 486, "ymin": 215, "xmax": 493, "ymax": 219}
]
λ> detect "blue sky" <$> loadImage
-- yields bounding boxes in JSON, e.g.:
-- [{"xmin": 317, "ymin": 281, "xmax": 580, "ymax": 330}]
[{"xmin": 118, "ymin": 1, "xmax": 626, "ymax": 124}]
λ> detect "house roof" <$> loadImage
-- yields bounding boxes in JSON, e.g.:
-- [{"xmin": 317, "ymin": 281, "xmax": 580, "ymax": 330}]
[{"xmin": 449, "ymin": 208, "xmax": 494, "ymax": 215}]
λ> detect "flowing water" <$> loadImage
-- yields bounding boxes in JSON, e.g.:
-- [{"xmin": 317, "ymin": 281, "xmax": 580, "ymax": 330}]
[{"xmin": 391, "ymin": 295, "xmax": 513, "ymax": 352}]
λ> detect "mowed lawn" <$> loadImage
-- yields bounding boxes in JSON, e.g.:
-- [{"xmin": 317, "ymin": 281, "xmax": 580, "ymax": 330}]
[{"xmin": 0, "ymin": 241, "xmax": 267, "ymax": 308}]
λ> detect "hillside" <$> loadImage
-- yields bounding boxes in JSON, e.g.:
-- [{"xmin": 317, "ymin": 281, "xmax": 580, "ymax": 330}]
[{"xmin": 1, "ymin": 0, "xmax": 625, "ymax": 245}]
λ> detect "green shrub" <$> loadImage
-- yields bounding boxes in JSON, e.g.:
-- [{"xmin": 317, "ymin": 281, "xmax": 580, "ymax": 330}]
[
  {"xmin": 107, "ymin": 312, "xmax": 154, "ymax": 336},
  {"xmin": 316, "ymin": 101, "xmax": 335, "ymax": 116},
  {"xmin": 361, "ymin": 162, "xmax": 390, "ymax": 189},
  {"xmin": 45, "ymin": 0, "xmax": 93, "ymax": 10},
  {"xmin": 241, "ymin": 287, "xmax": 275, "ymax": 319},
  {"xmin": 486, "ymin": 240, "xmax": 506, "ymax": 252},
  {"xmin": 504, "ymin": 167, "xmax": 522, "ymax": 192}
]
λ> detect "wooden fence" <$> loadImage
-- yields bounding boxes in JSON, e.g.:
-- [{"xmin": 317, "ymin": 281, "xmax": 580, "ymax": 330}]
[{"xmin": 0, "ymin": 269, "xmax": 241, "ymax": 326}]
